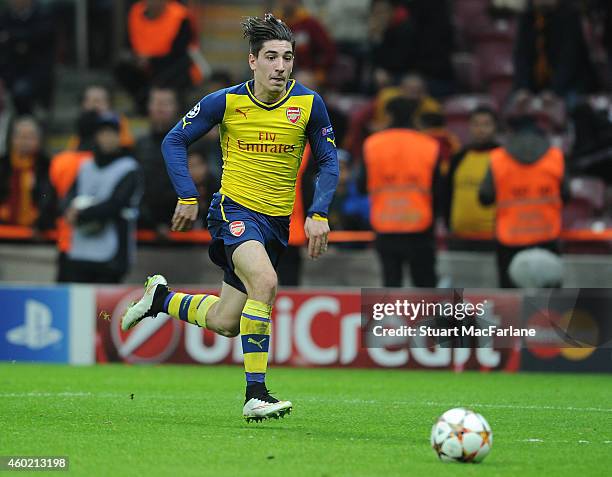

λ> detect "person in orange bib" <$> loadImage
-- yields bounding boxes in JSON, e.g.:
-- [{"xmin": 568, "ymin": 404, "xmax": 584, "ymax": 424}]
[
  {"xmin": 115, "ymin": 0, "xmax": 201, "ymax": 113},
  {"xmin": 479, "ymin": 115, "xmax": 569, "ymax": 287},
  {"xmin": 35, "ymin": 149, "xmax": 93, "ymax": 282},
  {"xmin": 363, "ymin": 96, "xmax": 442, "ymax": 287}
]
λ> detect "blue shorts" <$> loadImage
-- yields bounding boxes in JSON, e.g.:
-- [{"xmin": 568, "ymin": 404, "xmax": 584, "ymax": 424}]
[{"xmin": 207, "ymin": 192, "xmax": 289, "ymax": 293}]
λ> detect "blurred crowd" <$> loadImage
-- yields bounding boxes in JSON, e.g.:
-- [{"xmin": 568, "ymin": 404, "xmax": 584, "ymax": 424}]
[{"xmin": 0, "ymin": 0, "xmax": 611, "ymax": 287}]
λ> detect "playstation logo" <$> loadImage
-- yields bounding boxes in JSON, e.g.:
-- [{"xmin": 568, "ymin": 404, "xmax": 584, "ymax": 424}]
[{"xmin": 6, "ymin": 300, "xmax": 63, "ymax": 350}]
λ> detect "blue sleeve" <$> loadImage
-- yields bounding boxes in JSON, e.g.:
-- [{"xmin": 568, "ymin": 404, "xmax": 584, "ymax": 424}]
[
  {"xmin": 161, "ymin": 89, "xmax": 226, "ymax": 199},
  {"xmin": 306, "ymin": 93, "xmax": 339, "ymax": 217}
]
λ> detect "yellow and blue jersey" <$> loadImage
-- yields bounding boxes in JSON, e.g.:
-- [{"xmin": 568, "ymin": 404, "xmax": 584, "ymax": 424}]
[{"xmin": 162, "ymin": 79, "xmax": 339, "ymax": 217}]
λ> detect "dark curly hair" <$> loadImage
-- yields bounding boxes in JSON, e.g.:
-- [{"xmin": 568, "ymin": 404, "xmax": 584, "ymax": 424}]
[{"xmin": 241, "ymin": 13, "xmax": 295, "ymax": 57}]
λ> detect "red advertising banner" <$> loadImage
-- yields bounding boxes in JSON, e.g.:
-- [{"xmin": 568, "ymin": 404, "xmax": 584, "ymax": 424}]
[{"xmin": 96, "ymin": 287, "xmax": 521, "ymax": 371}]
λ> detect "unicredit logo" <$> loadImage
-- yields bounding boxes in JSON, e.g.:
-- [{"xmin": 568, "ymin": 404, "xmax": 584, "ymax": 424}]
[{"xmin": 110, "ymin": 289, "xmax": 181, "ymax": 363}]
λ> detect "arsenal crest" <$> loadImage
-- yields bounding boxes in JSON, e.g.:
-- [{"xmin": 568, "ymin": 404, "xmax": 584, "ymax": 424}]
[
  {"xmin": 229, "ymin": 221, "xmax": 245, "ymax": 237},
  {"xmin": 286, "ymin": 107, "xmax": 301, "ymax": 124}
]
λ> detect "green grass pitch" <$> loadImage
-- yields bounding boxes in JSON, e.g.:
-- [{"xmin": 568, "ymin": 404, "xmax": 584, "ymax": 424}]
[{"xmin": 2, "ymin": 363, "xmax": 611, "ymax": 476}]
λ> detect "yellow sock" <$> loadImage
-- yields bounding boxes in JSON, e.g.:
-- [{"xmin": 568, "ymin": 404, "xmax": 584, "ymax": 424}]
[
  {"xmin": 165, "ymin": 291, "xmax": 219, "ymax": 328},
  {"xmin": 240, "ymin": 299, "xmax": 272, "ymax": 385}
]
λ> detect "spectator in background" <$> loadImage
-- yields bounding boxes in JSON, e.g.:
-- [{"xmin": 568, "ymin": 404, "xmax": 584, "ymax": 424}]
[
  {"xmin": 0, "ymin": 116, "xmax": 48, "ymax": 226},
  {"xmin": 370, "ymin": 73, "xmax": 442, "ymax": 133},
  {"xmin": 344, "ymin": 72, "xmax": 440, "ymax": 161},
  {"xmin": 136, "ymin": 86, "xmax": 181, "ymax": 239},
  {"xmin": 35, "ymin": 147, "xmax": 93, "ymax": 282},
  {"xmin": 201, "ymin": 70, "xmax": 234, "ymax": 96},
  {"xmin": 402, "ymin": 74, "xmax": 442, "ymax": 117},
  {"xmin": 479, "ymin": 114, "xmax": 569, "ymax": 288},
  {"xmin": 63, "ymin": 113, "xmax": 142, "ymax": 283},
  {"xmin": 409, "ymin": 0, "xmax": 455, "ymax": 97},
  {"xmin": 293, "ymin": 69, "xmax": 348, "ymax": 146},
  {"xmin": 0, "ymin": 81, "xmax": 10, "ymax": 156},
  {"xmin": 603, "ymin": 1, "xmax": 612, "ymax": 68},
  {"xmin": 67, "ymin": 84, "xmax": 134, "ymax": 151},
  {"xmin": 116, "ymin": 0, "xmax": 202, "ymax": 114},
  {"xmin": 367, "ymin": 0, "xmax": 454, "ymax": 96},
  {"xmin": 513, "ymin": 0, "xmax": 595, "ymax": 104},
  {"xmin": 368, "ymin": 0, "xmax": 416, "ymax": 84},
  {"xmin": 418, "ymin": 110, "xmax": 461, "ymax": 176},
  {"xmin": 570, "ymin": 100, "xmax": 612, "ymax": 182},
  {"xmin": 184, "ymin": 70, "xmax": 234, "ymax": 179},
  {"xmin": 276, "ymin": 0, "xmax": 337, "ymax": 85},
  {"xmin": 187, "ymin": 147, "xmax": 219, "ymax": 225},
  {"xmin": 445, "ymin": 107, "xmax": 499, "ymax": 246},
  {"xmin": 327, "ymin": 150, "xmax": 369, "ymax": 231},
  {"xmin": 0, "ymin": 0, "xmax": 56, "ymax": 115},
  {"xmin": 363, "ymin": 97, "xmax": 441, "ymax": 287}
]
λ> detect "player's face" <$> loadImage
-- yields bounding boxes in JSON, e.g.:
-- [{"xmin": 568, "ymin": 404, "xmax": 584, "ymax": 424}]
[{"xmin": 249, "ymin": 40, "xmax": 294, "ymax": 96}]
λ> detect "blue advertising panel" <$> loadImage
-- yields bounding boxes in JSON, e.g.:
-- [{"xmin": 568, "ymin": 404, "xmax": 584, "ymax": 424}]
[{"xmin": 0, "ymin": 287, "xmax": 71, "ymax": 363}]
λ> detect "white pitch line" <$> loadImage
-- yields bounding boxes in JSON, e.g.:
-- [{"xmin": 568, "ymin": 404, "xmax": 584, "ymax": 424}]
[
  {"xmin": 299, "ymin": 397, "xmax": 612, "ymax": 414},
  {"xmin": 0, "ymin": 391, "xmax": 225, "ymax": 401},
  {"xmin": 0, "ymin": 392, "xmax": 96, "ymax": 397},
  {"xmin": 1, "ymin": 393, "xmax": 612, "ymax": 415},
  {"xmin": 518, "ymin": 439, "xmax": 612, "ymax": 445},
  {"xmin": 416, "ymin": 401, "xmax": 612, "ymax": 414}
]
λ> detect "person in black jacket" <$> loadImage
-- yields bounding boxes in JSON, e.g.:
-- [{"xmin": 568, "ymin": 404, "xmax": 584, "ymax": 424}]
[
  {"xmin": 513, "ymin": 0, "xmax": 595, "ymax": 102},
  {"xmin": 114, "ymin": 0, "xmax": 199, "ymax": 113},
  {"xmin": 0, "ymin": 0, "xmax": 56, "ymax": 114},
  {"xmin": 135, "ymin": 86, "xmax": 181, "ymax": 240},
  {"xmin": 63, "ymin": 113, "xmax": 143, "ymax": 283}
]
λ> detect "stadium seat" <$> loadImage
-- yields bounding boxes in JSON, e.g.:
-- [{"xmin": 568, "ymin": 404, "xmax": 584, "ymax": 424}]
[
  {"xmin": 444, "ymin": 117, "xmax": 471, "ymax": 145},
  {"xmin": 476, "ymin": 42, "xmax": 514, "ymax": 81},
  {"xmin": 454, "ymin": 0, "xmax": 491, "ymax": 41},
  {"xmin": 452, "ymin": 52, "xmax": 482, "ymax": 92},
  {"xmin": 587, "ymin": 94, "xmax": 612, "ymax": 113},
  {"xmin": 443, "ymin": 94, "xmax": 498, "ymax": 116},
  {"xmin": 471, "ymin": 18, "xmax": 517, "ymax": 43},
  {"xmin": 472, "ymin": 40, "xmax": 515, "ymax": 105},
  {"xmin": 563, "ymin": 176, "xmax": 606, "ymax": 228},
  {"xmin": 570, "ymin": 176, "xmax": 606, "ymax": 210},
  {"xmin": 327, "ymin": 54, "xmax": 357, "ymax": 92},
  {"xmin": 488, "ymin": 77, "xmax": 514, "ymax": 107},
  {"xmin": 549, "ymin": 133, "xmax": 572, "ymax": 154}
]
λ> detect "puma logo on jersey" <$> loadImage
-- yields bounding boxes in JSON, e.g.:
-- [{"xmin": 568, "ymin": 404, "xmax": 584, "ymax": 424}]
[
  {"xmin": 181, "ymin": 117, "xmax": 191, "ymax": 129},
  {"xmin": 235, "ymin": 108, "xmax": 248, "ymax": 119},
  {"xmin": 326, "ymin": 137, "xmax": 336, "ymax": 147},
  {"xmin": 247, "ymin": 337, "xmax": 267, "ymax": 350}
]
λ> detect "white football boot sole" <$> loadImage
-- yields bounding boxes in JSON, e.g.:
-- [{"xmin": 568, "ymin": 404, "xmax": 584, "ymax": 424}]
[
  {"xmin": 121, "ymin": 275, "xmax": 168, "ymax": 331},
  {"xmin": 243, "ymin": 398, "xmax": 293, "ymax": 423}
]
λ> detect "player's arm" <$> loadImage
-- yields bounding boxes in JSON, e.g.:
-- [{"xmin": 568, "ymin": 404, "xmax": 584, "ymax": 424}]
[
  {"xmin": 161, "ymin": 89, "xmax": 226, "ymax": 231},
  {"xmin": 304, "ymin": 93, "xmax": 339, "ymax": 259}
]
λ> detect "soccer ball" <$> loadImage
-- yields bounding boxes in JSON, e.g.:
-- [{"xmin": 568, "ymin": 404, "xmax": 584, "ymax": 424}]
[{"xmin": 431, "ymin": 408, "xmax": 493, "ymax": 463}]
